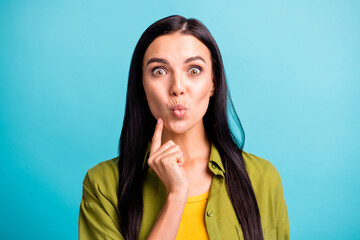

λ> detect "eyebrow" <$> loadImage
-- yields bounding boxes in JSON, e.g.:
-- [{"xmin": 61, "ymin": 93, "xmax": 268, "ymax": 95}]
[
  {"xmin": 146, "ymin": 56, "xmax": 206, "ymax": 66},
  {"xmin": 146, "ymin": 58, "xmax": 168, "ymax": 66},
  {"xmin": 185, "ymin": 56, "xmax": 206, "ymax": 64}
]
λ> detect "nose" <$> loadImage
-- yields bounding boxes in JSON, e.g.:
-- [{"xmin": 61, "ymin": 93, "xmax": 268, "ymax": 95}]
[{"xmin": 169, "ymin": 72, "xmax": 185, "ymax": 96}]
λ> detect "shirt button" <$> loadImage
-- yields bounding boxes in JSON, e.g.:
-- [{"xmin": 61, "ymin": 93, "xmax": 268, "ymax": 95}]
[
  {"xmin": 211, "ymin": 163, "xmax": 216, "ymax": 169},
  {"xmin": 207, "ymin": 210, "xmax": 213, "ymax": 217}
]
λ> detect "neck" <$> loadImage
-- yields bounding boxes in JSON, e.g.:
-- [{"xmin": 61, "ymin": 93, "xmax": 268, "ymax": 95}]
[{"xmin": 161, "ymin": 120, "xmax": 211, "ymax": 164}]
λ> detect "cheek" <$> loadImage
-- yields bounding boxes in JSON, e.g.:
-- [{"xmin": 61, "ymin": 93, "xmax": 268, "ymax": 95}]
[
  {"xmin": 143, "ymin": 83, "xmax": 166, "ymax": 116},
  {"xmin": 193, "ymin": 80, "xmax": 213, "ymax": 102},
  {"xmin": 191, "ymin": 82, "xmax": 213, "ymax": 116}
]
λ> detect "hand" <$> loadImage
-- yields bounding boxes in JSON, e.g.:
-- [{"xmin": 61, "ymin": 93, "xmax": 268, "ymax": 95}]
[{"xmin": 147, "ymin": 118, "xmax": 189, "ymax": 196}]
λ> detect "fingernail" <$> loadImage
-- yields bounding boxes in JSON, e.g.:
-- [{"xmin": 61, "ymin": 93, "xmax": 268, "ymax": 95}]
[{"xmin": 157, "ymin": 118, "xmax": 162, "ymax": 124}]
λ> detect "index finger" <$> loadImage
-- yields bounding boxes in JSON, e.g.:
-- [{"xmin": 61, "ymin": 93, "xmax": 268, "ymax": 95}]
[{"xmin": 150, "ymin": 118, "xmax": 164, "ymax": 154}]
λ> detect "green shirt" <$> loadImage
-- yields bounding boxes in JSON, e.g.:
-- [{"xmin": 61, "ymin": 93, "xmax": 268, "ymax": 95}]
[{"xmin": 79, "ymin": 144, "xmax": 289, "ymax": 239}]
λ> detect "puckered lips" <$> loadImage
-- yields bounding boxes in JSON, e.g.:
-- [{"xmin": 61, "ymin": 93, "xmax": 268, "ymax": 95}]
[{"xmin": 171, "ymin": 104, "xmax": 187, "ymax": 119}]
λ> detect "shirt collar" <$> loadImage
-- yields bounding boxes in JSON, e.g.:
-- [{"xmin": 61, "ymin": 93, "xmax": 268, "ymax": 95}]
[
  {"xmin": 142, "ymin": 142, "xmax": 152, "ymax": 170},
  {"xmin": 142, "ymin": 142, "xmax": 225, "ymax": 176},
  {"xmin": 208, "ymin": 143, "xmax": 226, "ymax": 176}
]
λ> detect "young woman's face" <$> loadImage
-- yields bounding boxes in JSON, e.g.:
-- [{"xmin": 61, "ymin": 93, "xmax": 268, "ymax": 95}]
[{"xmin": 142, "ymin": 32, "xmax": 215, "ymax": 134}]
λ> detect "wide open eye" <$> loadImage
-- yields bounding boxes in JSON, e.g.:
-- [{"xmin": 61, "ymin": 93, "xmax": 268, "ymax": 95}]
[
  {"xmin": 188, "ymin": 66, "xmax": 202, "ymax": 75},
  {"xmin": 152, "ymin": 67, "xmax": 166, "ymax": 76}
]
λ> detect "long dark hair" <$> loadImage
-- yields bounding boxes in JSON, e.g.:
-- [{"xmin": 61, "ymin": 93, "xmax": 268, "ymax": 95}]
[{"xmin": 118, "ymin": 15, "xmax": 263, "ymax": 240}]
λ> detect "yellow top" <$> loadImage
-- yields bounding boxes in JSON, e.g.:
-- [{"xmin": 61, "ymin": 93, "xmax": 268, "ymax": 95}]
[{"xmin": 176, "ymin": 191, "xmax": 210, "ymax": 240}]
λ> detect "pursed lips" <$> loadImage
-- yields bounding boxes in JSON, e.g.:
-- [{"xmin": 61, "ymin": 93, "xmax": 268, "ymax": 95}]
[
  {"xmin": 172, "ymin": 104, "xmax": 187, "ymax": 111},
  {"xmin": 171, "ymin": 104, "xmax": 187, "ymax": 118}
]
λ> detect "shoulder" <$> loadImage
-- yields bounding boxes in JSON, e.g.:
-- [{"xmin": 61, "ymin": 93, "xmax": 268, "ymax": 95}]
[
  {"xmin": 82, "ymin": 157, "xmax": 119, "ymax": 201},
  {"xmin": 242, "ymin": 151, "xmax": 283, "ymax": 194},
  {"xmin": 86, "ymin": 157, "xmax": 119, "ymax": 181},
  {"xmin": 242, "ymin": 151, "xmax": 282, "ymax": 182}
]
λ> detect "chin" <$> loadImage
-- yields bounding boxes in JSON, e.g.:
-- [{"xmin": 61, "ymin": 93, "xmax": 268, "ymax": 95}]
[{"xmin": 164, "ymin": 120, "xmax": 191, "ymax": 134}]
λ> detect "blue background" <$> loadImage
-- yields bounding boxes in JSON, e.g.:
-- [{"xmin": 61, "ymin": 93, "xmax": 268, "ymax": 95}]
[{"xmin": 1, "ymin": 0, "xmax": 359, "ymax": 239}]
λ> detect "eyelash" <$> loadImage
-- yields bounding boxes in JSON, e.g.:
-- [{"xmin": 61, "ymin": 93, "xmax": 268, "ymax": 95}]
[
  {"xmin": 151, "ymin": 66, "xmax": 202, "ymax": 76},
  {"xmin": 152, "ymin": 67, "xmax": 166, "ymax": 76},
  {"xmin": 189, "ymin": 66, "xmax": 202, "ymax": 75}
]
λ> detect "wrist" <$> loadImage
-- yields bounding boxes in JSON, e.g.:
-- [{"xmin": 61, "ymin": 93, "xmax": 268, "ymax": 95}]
[{"xmin": 167, "ymin": 190, "xmax": 188, "ymax": 204}]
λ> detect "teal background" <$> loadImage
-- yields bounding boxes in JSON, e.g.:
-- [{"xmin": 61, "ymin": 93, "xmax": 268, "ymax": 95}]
[{"xmin": 1, "ymin": 0, "xmax": 359, "ymax": 239}]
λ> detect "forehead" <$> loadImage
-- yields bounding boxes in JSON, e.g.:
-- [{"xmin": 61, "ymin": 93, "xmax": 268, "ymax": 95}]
[{"xmin": 143, "ymin": 33, "xmax": 211, "ymax": 65}]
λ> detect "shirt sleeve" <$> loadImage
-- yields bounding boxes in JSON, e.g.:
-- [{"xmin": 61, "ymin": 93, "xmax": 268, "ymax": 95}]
[
  {"xmin": 79, "ymin": 171, "xmax": 125, "ymax": 240},
  {"xmin": 275, "ymin": 175, "xmax": 290, "ymax": 240},
  {"xmin": 277, "ymin": 217, "xmax": 290, "ymax": 240}
]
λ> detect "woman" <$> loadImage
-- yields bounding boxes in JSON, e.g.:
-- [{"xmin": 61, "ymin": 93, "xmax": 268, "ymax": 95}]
[{"xmin": 79, "ymin": 15, "xmax": 289, "ymax": 240}]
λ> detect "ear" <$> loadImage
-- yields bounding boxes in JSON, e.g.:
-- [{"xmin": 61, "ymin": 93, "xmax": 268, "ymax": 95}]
[{"xmin": 210, "ymin": 79, "xmax": 215, "ymax": 97}]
